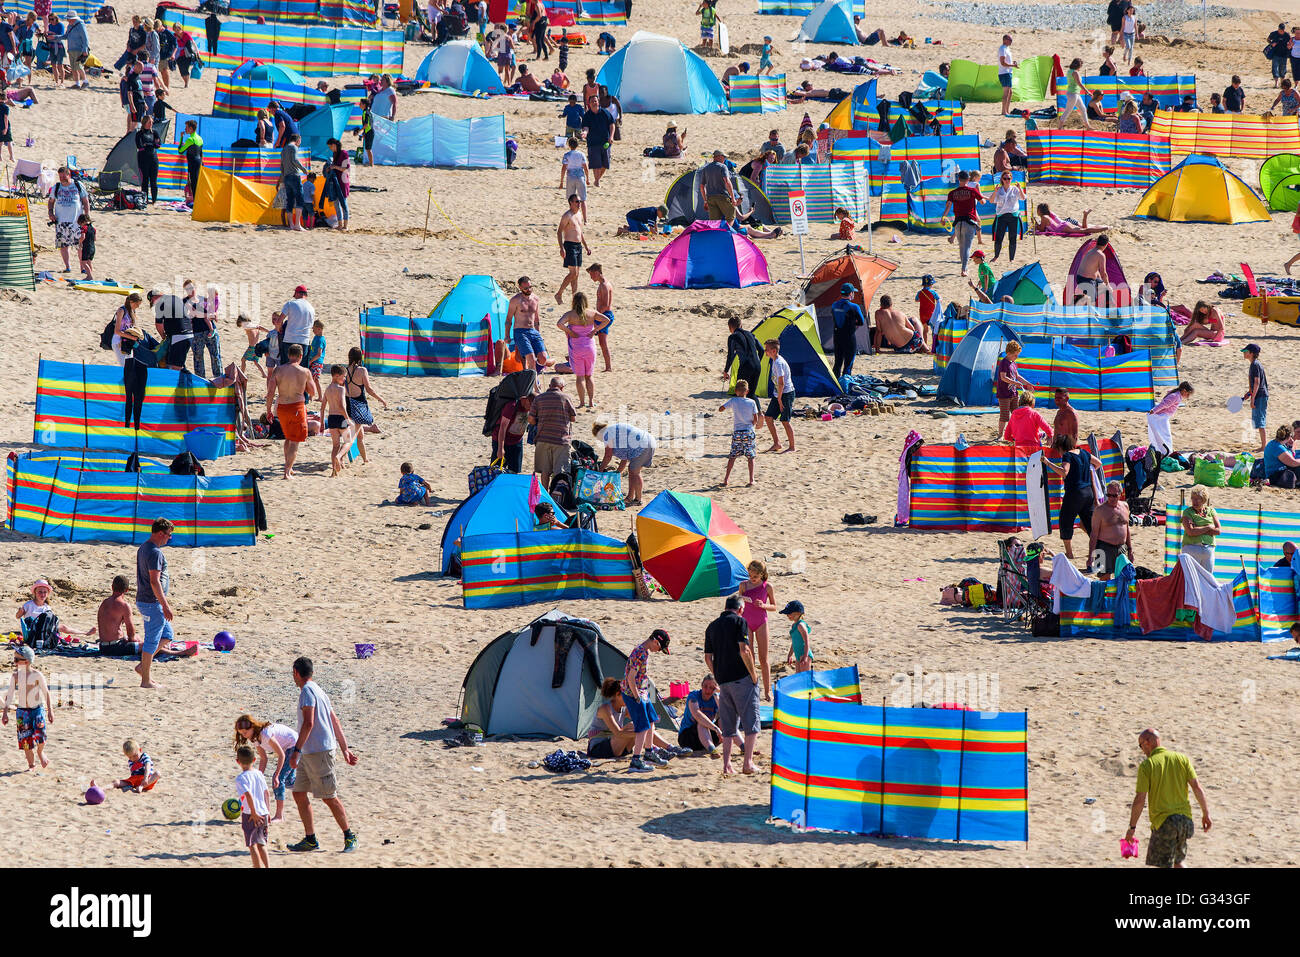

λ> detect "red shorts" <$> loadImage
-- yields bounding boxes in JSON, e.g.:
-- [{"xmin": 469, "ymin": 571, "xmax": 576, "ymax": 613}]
[{"xmin": 124, "ymin": 774, "xmax": 157, "ymax": 791}]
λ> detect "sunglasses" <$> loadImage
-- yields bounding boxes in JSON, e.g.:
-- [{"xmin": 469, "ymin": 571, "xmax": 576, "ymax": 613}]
[{"xmin": 1106, "ymin": 492, "xmax": 1120, "ymax": 498}]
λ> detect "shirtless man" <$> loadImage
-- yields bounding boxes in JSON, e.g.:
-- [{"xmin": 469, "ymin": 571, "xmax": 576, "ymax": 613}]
[
  {"xmin": 872, "ymin": 295, "xmax": 929, "ymax": 353},
  {"xmin": 96, "ymin": 576, "xmax": 137, "ymax": 651},
  {"xmin": 321, "ymin": 364, "xmax": 352, "ymax": 477},
  {"xmin": 556, "ymin": 195, "xmax": 591, "ymax": 304},
  {"xmin": 1088, "ymin": 480, "xmax": 1132, "ymax": 580},
  {"xmin": 2, "ymin": 645, "xmax": 52, "ymax": 770},
  {"xmin": 1075, "ymin": 234, "xmax": 1114, "ymax": 306},
  {"xmin": 586, "ymin": 262, "xmax": 614, "ymax": 372},
  {"xmin": 507, "ymin": 275, "xmax": 548, "ymax": 371},
  {"xmin": 266, "ymin": 343, "xmax": 318, "ymax": 480}
]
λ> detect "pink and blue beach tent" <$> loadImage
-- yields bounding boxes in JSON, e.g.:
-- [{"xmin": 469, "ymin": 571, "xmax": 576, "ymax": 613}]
[
  {"xmin": 414, "ymin": 40, "xmax": 506, "ymax": 95},
  {"xmin": 795, "ymin": 0, "xmax": 860, "ymax": 45},
  {"xmin": 228, "ymin": 59, "xmax": 309, "ymax": 86},
  {"xmin": 649, "ymin": 221, "xmax": 770, "ymax": 289}
]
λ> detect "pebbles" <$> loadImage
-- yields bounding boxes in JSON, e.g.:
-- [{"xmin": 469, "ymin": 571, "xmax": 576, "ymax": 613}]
[{"xmin": 924, "ymin": 0, "xmax": 1233, "ymax": 33}]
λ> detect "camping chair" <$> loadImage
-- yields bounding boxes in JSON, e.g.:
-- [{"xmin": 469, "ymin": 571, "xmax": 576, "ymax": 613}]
[
  {"xmin": 11, "ymin": 158, "xmax": 45, "ymax": 198},
  {"xmin": 89, "ymin": 170, "xmax": 123, "ymax": 211},
  {"xmin": 1124, "ymin": 445, "xmax": 1164, "ymax": 516},
  {"xmin": 997, "ymin": 538, "xmax": 1053, "ymax": 628}
]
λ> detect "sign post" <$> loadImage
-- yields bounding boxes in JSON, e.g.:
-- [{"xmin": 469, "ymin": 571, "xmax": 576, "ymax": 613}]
[{"xmin": 788, "ymin": 188, "xmax": 809, "ymax": 273}]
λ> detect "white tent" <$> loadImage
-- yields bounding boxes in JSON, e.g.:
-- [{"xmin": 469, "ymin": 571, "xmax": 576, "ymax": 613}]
[{"xmin": 596, "ymin": 30, "xmax": 728, "ymax": 114}]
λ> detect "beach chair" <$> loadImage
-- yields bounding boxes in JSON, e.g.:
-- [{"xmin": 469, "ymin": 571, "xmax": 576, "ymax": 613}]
[{"xmin": 997, "ymin": 538, "xmax": 1052, "ymax": 628}]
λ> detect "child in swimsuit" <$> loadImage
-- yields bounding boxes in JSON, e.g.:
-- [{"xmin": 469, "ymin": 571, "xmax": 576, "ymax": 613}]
[
  {"xmin": 321, "ymin": 364, "xmax": 350, "ymax": 476},
  {"xmin": 740, "ymin": 560, "xmax": 776, "ymax": 701},
  {"xmin": 111, "ymin": 738, "xmax": 160, "ymax": 792},
  {"xmin": 781, "ymin": 600, "xmax": 813, "ymax": 673},
  {"xmin": 236, "ymin": 314, "xmax": 268, "ymax": 379}
]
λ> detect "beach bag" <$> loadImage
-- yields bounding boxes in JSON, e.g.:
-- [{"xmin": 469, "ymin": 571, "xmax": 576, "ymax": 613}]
[
  {"xmin": 468, "ymin": 459, "xmax": 503, "ymax": 493},
  {"xmin": 575, "ymin": 468, "xmax": 623, "ymax": 508},
  {"xmin": 99, "ymin": 317, "xmax": 117, "ymax": 350},
  {"xmin": 170, "ymin": 451, "xmax": 205, "ymax": 476},
  {"xmin": 1227, "ymin": 453, "xmax": 1253, "ymax": 488},
  {"xmin": 1192, "ymin": 457, "xmax": 1227, "ymax": 488},
  {"xmin": 190, "ymin": 55, "xmax": 204, "ymax": 80}
]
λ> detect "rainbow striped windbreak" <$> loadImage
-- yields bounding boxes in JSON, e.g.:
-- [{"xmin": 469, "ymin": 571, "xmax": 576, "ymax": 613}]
[
  {"xmin": 213, "ymin": 76, "xmax": 365, "ymax": 129},
  {"xmin": 880, "ymin": 171, "xmax": 1025, "ymax": 236},
  {"xmin": 460, "ymin": 530, "xmax": 637, "ymax": 609},
  {"xmin": 172, "ymin": 11, "xmax": 403, "ymax": 77},
  {"xmin": 728, "ymin": 75, "xmax": 786, "ymax": 114},
  {"xmin": 1026, "ymin": 129, "xmax": 1171, "ymax": 188},
  {"xmin": 763, "ymin": 162, "xmax": 870, "ymax": 223},
  {"xmin": 1016, "ymin": 340, "xmax": 1159, "ymax": 411},
  {"xmin": 906, "ymin": 437, "xmax": 1123, "ymax": 531},
  {"xmin": 1148, "ymin": 110, "xmax": 1300, "ymax": 159},
  {"xmin": 546, "ymin": 0, "xmax": 630, "ymax": 23},
  {"xmin": 837, "ymin": 134, "xmax": 979, "ymax": 196},
  {"xmin": 359, "ymin": 306, "xmax": 491, "ymax": 377},
  {"xmin": 5, "ymin": 452, "xmax": 257, "ymax": 547},
  {"xmin": 34, "ymin": 360, "xmax": 237, "ymax": 459},
  {"xmin": 226, "ymin": 0, "xmax": 377, "ymax": 26},
  {"xmin": 156, "ymin": 145, "xmax": 294, "ymax": 199},
  {"xmin": 1053, "ymin": 74, "xmax": 1195, "ymax": 113},
  {"xmin": 771, "ymin": 667, "xmax": 1028, "ymax": 842},
  {"xmin": 1164, "ymin": 503, "xmax": 1300, "ymax": 579}
]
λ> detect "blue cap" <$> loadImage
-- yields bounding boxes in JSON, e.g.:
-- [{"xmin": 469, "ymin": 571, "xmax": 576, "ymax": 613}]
[
  {"xmin": 839, "ymin": 282, "xmax": 855, "ymax": 294},
  {"xmin": 779, "ymin": 600, "xmax": 804, "ymax": 615}
]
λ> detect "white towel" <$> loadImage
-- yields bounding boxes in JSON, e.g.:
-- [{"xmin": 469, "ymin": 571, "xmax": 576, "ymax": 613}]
[
  {"xmin": 1146, "ymin": 412, "xmax": 1173, "ymax": 457},
  {"xmin": 1050, "ymin": 552, "xmax": 1094, "ymax": 613},
  {"xmin": 1179, "ymin": 554, "xmax": 1236, "ymax": 636}
]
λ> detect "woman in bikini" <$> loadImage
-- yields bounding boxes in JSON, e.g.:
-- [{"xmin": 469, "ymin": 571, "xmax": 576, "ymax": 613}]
[
  {"xmin": 1179, "ymin": 301, "xmax": 1225, "ymax": 344},
  {"xmin": 345, "ymin": 346, "xmax": 389, "ymax": 463},
  {"xmin": 556, "ymin": 291, "xmax": 609, "ymax": 410}
]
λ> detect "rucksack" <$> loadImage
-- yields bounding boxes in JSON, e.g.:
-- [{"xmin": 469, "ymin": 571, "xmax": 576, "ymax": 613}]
[
  {"xmin": 96, "ymin": 6, "xmax": 118, "ymax": 24},
  {"xmin": 170, "ymin": 451, "xmax": 205, "ymax": 476},
  {"xmin": 99, "ymin": 316, "xmax": 116, "ymax": 350}
]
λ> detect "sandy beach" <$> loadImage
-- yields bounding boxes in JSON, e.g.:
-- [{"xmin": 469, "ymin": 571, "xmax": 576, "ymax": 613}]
[{"xmin": 1, "ymin": 0, "xmax": 1298, "ymax": 868}]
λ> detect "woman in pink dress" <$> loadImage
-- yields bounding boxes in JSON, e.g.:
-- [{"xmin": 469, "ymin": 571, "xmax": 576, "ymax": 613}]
[
  {"xmin": 740, "ymin": 560, "xmax": 777, "ymax": 701},
  {"xmin": 556, "ymin": 291, "xmax": 609, "ymax": 409}
]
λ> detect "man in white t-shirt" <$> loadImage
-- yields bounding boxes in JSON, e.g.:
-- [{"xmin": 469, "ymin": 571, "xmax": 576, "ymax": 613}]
[
  {"xmin": 559, "ymin": 136, "xmax": 588, "ymax": 222},
  {"xmin": 276, "ymin": 285, "xmax": 315, "ymax": 366},
  {"xmin": 719, "ymin": 378, "xmax": 759, "ymax": 486},
  {"xmin": 287, "ymin": 655, "xmax": 358, "ymax": 853},
  {"xmin": 46, "ymin": 167, "xmax": 89, "ymax": 273},
  {"xmin": 997, "ymin": 34, "xmax": 1015, "ymax": 116}
]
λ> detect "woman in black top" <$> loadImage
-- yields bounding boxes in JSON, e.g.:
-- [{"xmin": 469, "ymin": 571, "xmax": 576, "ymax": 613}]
[
  {"xmin": 150, "ymin": 87, "xmax": 177, "ymax": 125},
  {"xmin": 1043, "ymin": 433, "xmax": 1103, "ymax": 560},
  {"xmin": 135, "ymin": 114, "xmax": 161, "ymax": 204},
  {"xmin": 1098, "ymin": 45, "xmax": 1116, "ymax": 76}
]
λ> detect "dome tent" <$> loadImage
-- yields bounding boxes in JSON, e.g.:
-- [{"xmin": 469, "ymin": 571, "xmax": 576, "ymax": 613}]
[
  {"xmin": 1134, "ymin": 154, "xmax": 1269, "ymax": 224},
  {"xmin": 663, "ymin": 166, "xmax": 774, "ymax": 226},
  {"xmin": 428, "ymin": 274, "xmax": 510, "ymax": 343},
  {"xmin": 440, "ymin": 474, "xmax": 566, "ymax": 576},
  {"xmin": 596, "ymin": 30, "xmax": 728, "ymax": 114},
  {"xmin": 795, "ymin": 0, "xmax": 860, "ymax": 45},
  {"xmin": 229, "ymin": 59, "xmax": 308, "ymax": 85},
  {"xmin": 938, "ymin": 320, "xmax": 1021, "ymax": 407},
  {"xmin": 990, "ymin": 262, "xmax": 1055, "ymax": 305},
  {"xmin": 1064, "ymin": 237, "xmax": 1130, "ymax": 306},
  {"xmin": 1259, "ymin": 152, "xmax": 1300, "ymax": 212},
  {"xmin": 649, "ymin": 221, "xmax": 770, "ymax": 289},
  {"xmin": 414, "ymin": 39, "xmax": 506, "ymax": 95},
  {"xmin": 737, "ymin": 307, "xmax": 839, "ymax": 398}
]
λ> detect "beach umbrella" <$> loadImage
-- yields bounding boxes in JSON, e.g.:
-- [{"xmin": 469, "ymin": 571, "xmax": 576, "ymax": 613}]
[{"xmin": 635, "ymin": 491, "xmax": 752, "ymax": 601}]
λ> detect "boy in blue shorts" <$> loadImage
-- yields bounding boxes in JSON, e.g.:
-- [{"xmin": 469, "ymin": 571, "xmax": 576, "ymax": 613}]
[{"xmin": 623, "ymin": 629, "xmax": 671, "ymax": 772}]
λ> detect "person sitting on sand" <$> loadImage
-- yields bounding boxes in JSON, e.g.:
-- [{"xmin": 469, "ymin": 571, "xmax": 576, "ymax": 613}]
[
  {"xmin": 1032, "ymin": 203, "xmax": 1111, "ymax": 235},
  {"xmin": 16, "ymin": 579, "xmax": 97, "ymax": 645},
  {"xmin": 873, "ymin": 295, "xmax": 928, "ymax": 353},
  {"xmin": 992, "ymin": 130, "xmax": 1028, "ymax": 171},
  {"xmin": 110, "ymin": 738, "xmax": 160, "ymax": 792},
  {"xmin": 533, "ymin": 502, "xmax": 568, "ymax": 531},
  {"xmin": 395, "ymin": 462, "xmax": 434, "ymax": 505},
  {"xmin": 96, "ymin": 576, "xmax": 137, "ymax": 652},
  {"xmin": 1, "ymin": 644, "xmax": 52, "ymax": 770},
  {"xmin": 678, "ymin": 675, "xmax": 725, "ymax": 756},
  {"xmin": 587, "ymin": 677, "xmax": 691, "ymax": 762},
  {"xmin": 1180, "ymin": 301, "xmax": 1225, "ymax": 344}
]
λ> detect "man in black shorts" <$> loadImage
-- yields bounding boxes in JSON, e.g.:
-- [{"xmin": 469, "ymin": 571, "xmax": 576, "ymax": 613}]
[
  {"xmin": 1088, "ymin": 481, "xmax": 1131, "ymax": 581},
  {"xmin": 149, "ymin": 288, "xmax": 192, "ymax": 371},
  {"xmin": 554, "ymin": 194, "xmax": 590, "ymax": 304}
]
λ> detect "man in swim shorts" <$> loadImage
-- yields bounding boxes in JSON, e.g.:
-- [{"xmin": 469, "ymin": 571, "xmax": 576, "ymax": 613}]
[
  {"xmin": 586, "ymin": 262, "xmax": 614, "ymax": 372},
  {"xmin": 555, "ymin": 194, "xmax": 591, "ymax": 304},
  {"xmin": 506, "ymin": 275, "xmax": 548, "ymax": 371},
  {"xmin": 1088, "ymin": 481, "xmax": 1131, "ymax": 580},
  {"xmin": 873, "ymin": 295, "xmax": 929, "ymax": 354},
  {"xmin": 267, "ymin": 343, "xmax": 318, "ymax": 480}
]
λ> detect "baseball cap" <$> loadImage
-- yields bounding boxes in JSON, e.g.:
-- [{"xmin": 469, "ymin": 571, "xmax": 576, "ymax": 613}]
[
  {"xmin": 294, "ymin": 285, "xmax": 308, "ymax": 296},
  {"xmin": 1242, "ymin": 342, "xmax": 1261, "ymax": 355},
  {"xmin": 971, "ymin": 249, "xmax": 986, "ymax": 259},
  {"xmin": 649, "ymin": 628, "xmax": 671, "ymax": 654},
  {"xmin": 840, "ymin": 282, "xmax": 855, "ymax": 294},
  {"xmin": 779, "ymin": 600, "xmax": 805, "ymax": 615}
]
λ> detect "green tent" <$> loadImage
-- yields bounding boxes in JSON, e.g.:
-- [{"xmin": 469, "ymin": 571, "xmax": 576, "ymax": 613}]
[
  {"xmin": 947, "ymin": 55, "xmax": 1058, "ymax": 103},
  {"xmin": 0, "ymin": 215, "xmax": 34, "ymax": 291},
  {"xmin": 1259, "ymin": 152, "xmax": 1300, "ymax": 212}
]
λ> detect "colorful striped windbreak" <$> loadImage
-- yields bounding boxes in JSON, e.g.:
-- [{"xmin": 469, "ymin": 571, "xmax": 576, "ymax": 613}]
[
  {"xmin": 359, "ymin": 306, "xmax": 491, "ymax": 376},
  {"xmin": 728, "ymin": 75, "xmax": 787, "ymax": 114},
  {"xmin": 771, "ymin": 667, "xmax": 1028, "ymax": 842},
  {"xmin": 6, "ymin": 452, "xmax": 258, "ymax": 547},
  {"xmin": 880, "ymin": 171, "xmax": 1025, "ymax": 236},
  {"xmin": 1053, "ymin": 74, "xmax": 1195, "ymax": 113},
  {"xmin": 763, "ymin": 162, "xmax": 870, "ymax": 224},
  {"xmin": 156, "ymin": 145, "xmax": 294, "ymax": 199},
  {"xmin": 837, "ymin": 134, "xmax": 979, "ymax": 196},
  {"xmin": 226, "ymin": 0, "xmax": 378, "ymax": 26},
  {"xmin": 1015, "ymin": 340, "xmax": 1160, "ymax": 412},
  {"xmin": 34, "ymin": 360, "xmax": 237, "ymax": 459},
  {"xmin": 213, "ymin": 76, "xmax": 365, "ymax": 128},
  {"xmin": 547, "ymin": 0, "xmax": 631, "ymax": 24},
  {"xmin": 1057, "ymin": 569, "xmax": 1269, "ymax": 641},
  {"xmin": 1148, "ymin": 110, "xmax": 1300, "ymax": 159},
  {"xmin": 460, "ymin": 530, "xmax": 637, "ymax": 609},
  {"xmin": 172, "ymin": 11, "xmax": 404, "ymax": 77},
  {"xmin": 905, "ymin": 436, "xmax": 1124, "ymax": 531},
  {"xmin": 1026, "ymin": 129, "xmax": 1171, "ymax": 188},
  {"xmin": 1164, "ymin": 502, "xmax": 1300, "ymax": 579}
]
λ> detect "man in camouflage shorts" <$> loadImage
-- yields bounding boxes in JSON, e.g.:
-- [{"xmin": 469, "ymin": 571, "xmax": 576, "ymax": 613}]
[{"xmin": 1126, "ymin": 728, "xmax": 1212, "ymax": 868}]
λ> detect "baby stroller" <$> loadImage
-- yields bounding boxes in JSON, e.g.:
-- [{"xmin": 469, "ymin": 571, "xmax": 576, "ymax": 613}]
[
  {"xmin": 997, "ymin": 538, "xmax": 1053, "ymax": 631},
  {"xmin": 1124, "ymin": 444, "xmax": 1164, "ymax": 517}
]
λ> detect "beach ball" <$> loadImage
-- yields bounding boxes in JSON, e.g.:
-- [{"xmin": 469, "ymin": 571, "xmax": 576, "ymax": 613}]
[
  {"xmin": 213, "ymin": 631, "xmax": 236, "ymax": 653},
  {"xmin": 221, "ymin": 798, "xmax": 241, "ymax": 821},
  {"xmin": 85, "ymin": 784, "xmax": 105, "ymax": 805}
]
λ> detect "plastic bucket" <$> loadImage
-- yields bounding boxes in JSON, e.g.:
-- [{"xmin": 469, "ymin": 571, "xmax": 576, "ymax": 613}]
[
  {"xmin": 668, "ymin": 681, "xmax": 690, "ymax": 698},
  {"xmin": 183, "ymin": 428, "xmax": 226, "ymax": 461}
]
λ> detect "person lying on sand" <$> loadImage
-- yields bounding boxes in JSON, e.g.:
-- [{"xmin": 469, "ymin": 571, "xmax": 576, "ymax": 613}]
[
  {"xmin": 1032, "ymin": 203, "xmax": 1111, "ymax": 235},
  {"xmin": 873, "ymin": 295, "xmax": 929, "ymax": 353}
]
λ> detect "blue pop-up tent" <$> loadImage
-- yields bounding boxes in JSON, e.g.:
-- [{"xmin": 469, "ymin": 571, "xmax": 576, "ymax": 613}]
[
  {"xmin": 937, "ymin": 320, "xmax": 1021, "ymax": 406},
  {"xmin": 795, "ymin": 0, "xmax": 860, "ymax": 44},
  {"xmin": 229, "ymin": 59, "xmax": 309, "ymax": 85},
  {"xmin": 990, "ymin": 262, "xmax": 1056, "ymax": 305},
  {"xmin": 429, "ymin": 275, "xmax": 511, "ymax": 343},
  {"xmin": 441, "ymin": 475, "xmax": 567, "ymax": 575},
  {"xmin": 415, "ymin": 39, "xmax": 506, "ymax": 95},
  {"xmin": 598, "ymin": 30, "xmax": 728, "ymax": 114}
]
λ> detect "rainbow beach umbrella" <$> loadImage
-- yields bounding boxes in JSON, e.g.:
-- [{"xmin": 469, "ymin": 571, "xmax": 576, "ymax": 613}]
[{"xmin": 635, "ymin": 491, "xmax": 752, "ymax": 602}]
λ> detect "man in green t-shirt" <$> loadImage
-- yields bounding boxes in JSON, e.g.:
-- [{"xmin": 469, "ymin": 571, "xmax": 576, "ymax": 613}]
[{"xmin": 1126, "ymin": 729, "xmax": 1212, "ymax": 867}]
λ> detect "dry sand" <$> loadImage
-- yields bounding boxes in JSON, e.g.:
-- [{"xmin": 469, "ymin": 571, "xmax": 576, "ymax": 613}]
[{"xmin": 0, "ymin": 2, "xmax": 1298, "ymax": 867}]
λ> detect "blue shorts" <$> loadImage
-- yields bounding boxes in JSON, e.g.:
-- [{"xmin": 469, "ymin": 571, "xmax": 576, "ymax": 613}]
[
  {"xmin": 514, "ymin": 328, "xmax": 546, "ymax": 357},
  {"xmin": 1252, "ymin": 394, "xmax": 1268, "ymax": 429},
  {"xmin": 272, "ymin": 760, "xmax": 297, "ymax": 801},
  {"xmin": 624, "ymin": 214, "xmax": 653, "ymax": 233},
  {"xmin": 136, "ymin": 600, "xmax": 173, "ymax": 656},
  {"xmin": 600, "ymin": 310, "xmax": 613, "ymax": 334},
  {"xmin": 283, "ymin": 174, "xmax": 304, "ymax": 209},
  {"xmin": 999, "ymin": 73, "xmax": 1013, "ymax": 88},
  {"xmin": 625, "ymin": 695, "xmax": 656, "ymax": 733}
]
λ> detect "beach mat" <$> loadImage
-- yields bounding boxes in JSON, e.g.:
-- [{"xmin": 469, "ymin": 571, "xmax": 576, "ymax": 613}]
[{"xmin": 67, "ymin": 279, "xmax": 144, "ymax": 295}]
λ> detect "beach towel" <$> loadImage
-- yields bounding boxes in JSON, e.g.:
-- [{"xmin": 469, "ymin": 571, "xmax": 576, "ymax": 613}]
[
  {"xmin": 1135, "ymin": 560, "xmax": 1187, "ymax": 635},
  {"xmin": 1050, "ymin": 552, "xmax": 1093, "ymax": 613},
  {"xmin": 1035, "ymin": 219, "xmax": 1094, "ymax": 238},
  {"xmin": 1146, "ymin": 412, "xmax": 1173, "ymax": 456},
  {"xmin": 1180, "ymin": 554, "xmax": 1236, "ymax": 637},
  {"xmin": 895, "ymin": 429, "xmax": 923, "ymax": 525}
]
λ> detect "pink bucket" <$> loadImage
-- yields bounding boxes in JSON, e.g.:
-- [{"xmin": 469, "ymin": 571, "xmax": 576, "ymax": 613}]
[
  {"xmin": 1120, "ymin": 837, "xmax": 1140, "ymax": 858},
  {"xmin": 668, "ymin": 681, "xmax": 690, "ymax": 699}
]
